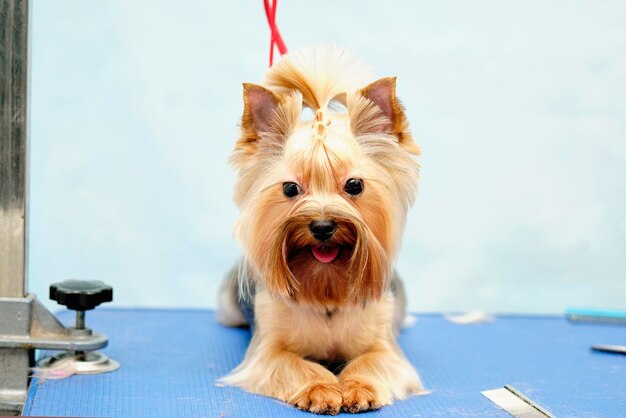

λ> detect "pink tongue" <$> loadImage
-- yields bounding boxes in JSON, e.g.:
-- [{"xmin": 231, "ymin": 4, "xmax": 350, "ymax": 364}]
[{"xmin": 311, "ymin": 247, "xmax": 340, "ymax": 263}]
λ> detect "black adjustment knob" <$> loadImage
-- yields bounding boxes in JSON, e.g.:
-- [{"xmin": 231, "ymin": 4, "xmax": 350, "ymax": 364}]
[{"xmin": 50, "ymin": 280, "xmax": 113, "ymax": 311}]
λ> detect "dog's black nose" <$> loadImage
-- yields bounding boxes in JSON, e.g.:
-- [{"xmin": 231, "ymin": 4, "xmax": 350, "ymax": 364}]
[{"xmin": 309, "ymin": 220, "xmax": 337, "ymax": 241}]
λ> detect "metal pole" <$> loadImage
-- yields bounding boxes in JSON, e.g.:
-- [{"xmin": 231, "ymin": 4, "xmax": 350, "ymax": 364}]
[
  {"xmin": 0, "ymin": 0, "xmax": 29, "ymax": 298},
  {"xmin": 0, "ymin": 3, "xmax": 116, "ymax": 414},
  {"xmin": 76, "ymin": 310, "xmax": 85, "ymax": 329},
  {"xmin": 0, "ymin": 0, "xmax": 30, "ymax": 414}
]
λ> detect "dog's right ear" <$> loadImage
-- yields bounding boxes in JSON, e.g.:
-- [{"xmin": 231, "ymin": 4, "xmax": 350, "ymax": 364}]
[
  {"xmin": 232, "ymin": 84, "xmax": 293, "ymax": 170},
  {"xmin": 242, "ymin": 83, "xmax": 281, "ymax": 137},
  {"xmin": 233, "ymin": 84, "xmax": 283, "ymax": 161}
]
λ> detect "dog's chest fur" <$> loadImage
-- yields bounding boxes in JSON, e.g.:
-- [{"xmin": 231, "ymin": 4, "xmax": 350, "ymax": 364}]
[{"xmin": 254, "ymin": 288, "xmax": 396, "ymax": 361}]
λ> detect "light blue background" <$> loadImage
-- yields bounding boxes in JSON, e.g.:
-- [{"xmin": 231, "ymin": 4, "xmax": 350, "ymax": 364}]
[{"xmin": 29, "ymin": 1, "xmax": 626, "ymax": 313}]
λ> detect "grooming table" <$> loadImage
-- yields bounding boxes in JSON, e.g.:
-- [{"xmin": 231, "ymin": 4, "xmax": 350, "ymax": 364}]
[{"xmin": 23, "ymin": 309, "xmax": 625, "ymax": 417}]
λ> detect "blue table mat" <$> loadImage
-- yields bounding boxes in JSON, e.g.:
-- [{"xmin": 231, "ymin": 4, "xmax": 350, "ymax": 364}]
[{"xmin": 23, "ymin": 309, "xmax": 626, "ymax": 417}]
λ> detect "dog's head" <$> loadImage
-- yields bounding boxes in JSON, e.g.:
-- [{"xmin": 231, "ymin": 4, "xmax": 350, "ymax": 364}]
[{"xmin": 231, "ymin": 48, "xmax": 420, "ymax": 307}]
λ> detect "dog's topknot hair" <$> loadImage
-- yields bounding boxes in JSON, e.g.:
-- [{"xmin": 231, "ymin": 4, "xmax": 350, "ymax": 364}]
[{"xmin": 264, "ymin": 44, "xmax": 373, "ymax": 112}]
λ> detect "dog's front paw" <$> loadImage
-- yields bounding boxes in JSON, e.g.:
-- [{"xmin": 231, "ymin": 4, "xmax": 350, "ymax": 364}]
[
  {"xmin": 340, "ymin": 379, "xmax": 384, "ymax": 413},
  {"xmin": 291, "ymin": 383, "xmax": 342, "ymax": 415}
]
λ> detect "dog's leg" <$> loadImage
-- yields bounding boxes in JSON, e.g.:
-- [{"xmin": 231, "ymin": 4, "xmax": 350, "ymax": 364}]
[
  {"xmin": 217, "ymin": 263, "xmax": 249, "ymax": 327},
  {"xmin": 280, "ymin": 352, "xmax": 342, "ymax": 415},
  {"xmin": 221, "ymin": 338, "xmax": 342, "ymax": 415},
  {"xmin": 338, "ymin": 341, "xmax": 423, "ymax": 413}
]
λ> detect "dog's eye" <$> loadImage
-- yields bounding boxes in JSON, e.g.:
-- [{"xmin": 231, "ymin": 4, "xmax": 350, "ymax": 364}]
[
  {"xmin": 344, "ymin": 178, "xmax": 364, "ymax": 196},
  {"xmin": 282, "ymin": 182, "xmax": 301, "ymax": 198}
]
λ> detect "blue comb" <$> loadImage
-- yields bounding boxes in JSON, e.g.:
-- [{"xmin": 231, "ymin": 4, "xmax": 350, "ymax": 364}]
[{"xmin": 565, "ymin": 307, "xmax": 626, "ymax": 325}]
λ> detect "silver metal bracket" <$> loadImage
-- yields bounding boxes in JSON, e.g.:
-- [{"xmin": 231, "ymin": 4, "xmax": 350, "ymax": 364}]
[
  {"xmin": 38, "ymin": 351, "xmax": 120, "ymax": 375},
  {"xmin": 0, "ymin": 293, "xmax": 109, "ymax": 414}
]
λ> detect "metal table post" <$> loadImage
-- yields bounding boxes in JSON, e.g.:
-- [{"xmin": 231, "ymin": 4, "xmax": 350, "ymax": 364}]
[
  {"xmin": 1, "ymin": 0, "xmax": 31, "ymax": 414},
  {"xmin": 0, "ymin": 0, "xmax": 28, "ymax": 299},
  {"xmin": 1, "ymin": 2, "xmax": 115, "ymax": 414}
]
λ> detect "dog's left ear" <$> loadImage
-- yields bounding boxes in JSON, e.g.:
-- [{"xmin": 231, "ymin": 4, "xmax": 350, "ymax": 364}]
[
  {"xmin": 359, "ymin": 77, "xmax": 399, "ymax": 133},
  {"xmin": 359, "ymin": 77, "xmax": 419, "ymax": 154}
]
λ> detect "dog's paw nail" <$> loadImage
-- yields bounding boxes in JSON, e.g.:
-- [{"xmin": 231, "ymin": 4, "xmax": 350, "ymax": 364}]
[
  {"xmin": 292, "ymin": 383, "xmax": 342, "ymax": 415},
  {"xmin": 340, "ymin": 380, "xmax": 381, "ymax": 413}
]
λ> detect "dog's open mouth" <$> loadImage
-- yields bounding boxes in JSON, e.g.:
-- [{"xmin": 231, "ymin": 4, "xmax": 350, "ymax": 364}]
[{"xmin": 311, "ymin": 246, "xmax": 341, "ymax": 263}]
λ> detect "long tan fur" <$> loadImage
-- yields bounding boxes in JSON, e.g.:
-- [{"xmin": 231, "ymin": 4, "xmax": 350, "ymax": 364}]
[{"xmin": 219, "ymin": 45, "xmax": 424, "ymax": 414}]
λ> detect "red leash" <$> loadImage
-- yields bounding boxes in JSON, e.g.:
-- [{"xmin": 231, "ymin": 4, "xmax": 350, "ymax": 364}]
[{"xmin": 263, "ymin": 0, "xmax": 288, "ymax": 66}]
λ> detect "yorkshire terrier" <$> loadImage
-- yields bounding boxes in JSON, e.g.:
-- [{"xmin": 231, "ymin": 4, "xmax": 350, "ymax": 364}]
[{"xmin": 218, "ymin": 45, "xmax": 424, "ymax": 414}]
